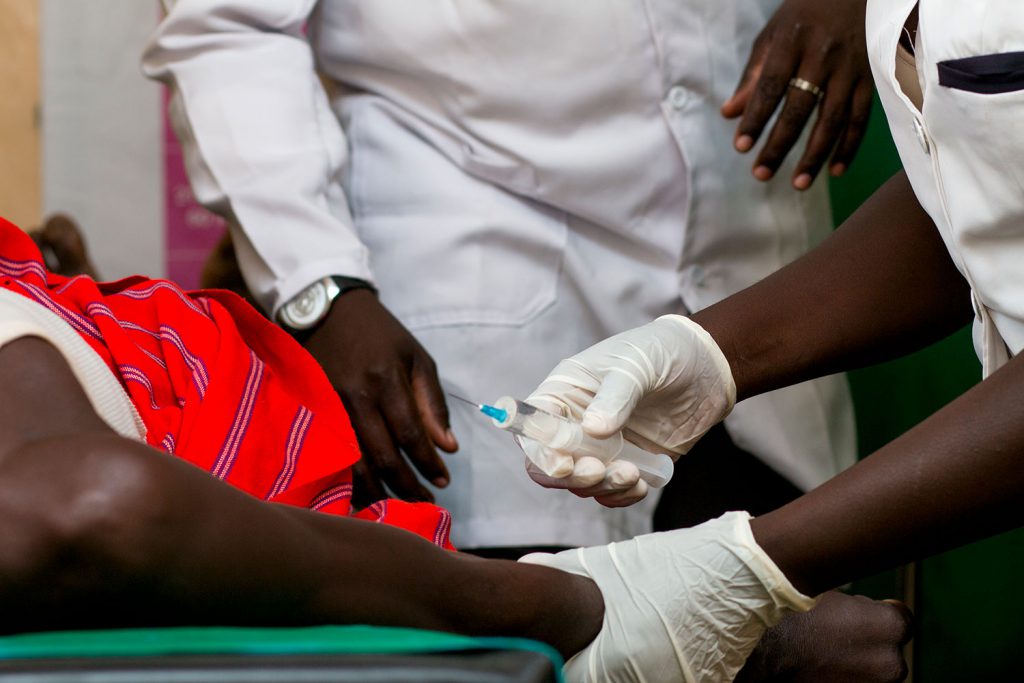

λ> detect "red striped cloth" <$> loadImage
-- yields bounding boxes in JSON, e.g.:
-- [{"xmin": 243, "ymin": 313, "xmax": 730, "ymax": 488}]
[{"xmin": 0, "ymin": 218, "xmax": 453, "ymax": 550}]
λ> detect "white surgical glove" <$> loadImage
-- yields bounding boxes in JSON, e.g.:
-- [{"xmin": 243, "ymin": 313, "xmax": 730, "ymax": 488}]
[
  {"xmin": 521, "ymin": 315, "xmax": 736, "ymax": 503},
  {"xmin": 521, "ymin": 511, "xmax": 817, "ymax": 683},
  {"xmin": 521, "ymin": 448, "xmax": 649, "ymax": 508}
]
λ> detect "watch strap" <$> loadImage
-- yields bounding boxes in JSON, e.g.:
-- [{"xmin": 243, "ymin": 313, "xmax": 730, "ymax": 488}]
[{"xmin": 329, "ymin": 276, "xmax": 377, "ymax": 297}]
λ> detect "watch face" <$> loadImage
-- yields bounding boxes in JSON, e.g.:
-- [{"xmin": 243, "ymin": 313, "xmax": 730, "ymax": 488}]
[{"xmin": 282, "ymin": 281, "xmax": 329, "ymax": 330}]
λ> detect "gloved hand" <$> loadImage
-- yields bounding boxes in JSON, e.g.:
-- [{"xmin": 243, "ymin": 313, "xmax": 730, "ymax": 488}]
[
  {"xmin": 521, "ymin": 450, "xmax": 651, "ymax": 508},
  {"xmin": 520, "ymin": 511, "xmax": 817, "ymax": 683},
  {"xmin": 521, "ymin": 315, "xmax": 735, "ymax": 504}
]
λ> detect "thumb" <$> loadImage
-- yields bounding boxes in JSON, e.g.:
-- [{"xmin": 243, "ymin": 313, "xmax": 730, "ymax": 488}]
[
  {"xmin": 411, "ymin": 359, "xmax": 458, "ymax": 453},
  {"xmin": 582, "ymin": 370, "xmax": 643, "ymax": 438},
  {"xmin": 518, "ymin": 436, "xmax": 575, "ymax": 479}
]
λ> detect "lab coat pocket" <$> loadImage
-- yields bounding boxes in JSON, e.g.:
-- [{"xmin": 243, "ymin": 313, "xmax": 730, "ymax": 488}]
[
  {"xmin": 459, "ymin": 143, "xmax": 539, "ymax": 197},
  {"xmin": 924, "ymin": 80, "xmax": 1024, "ymax": 369},
  {"xmin": 358, "ymin": 210, "xmax": 567, "ymax": 331},
  {"xmin": 926, "ymin": 73, "xmax": 1024, "ymax": 231},
  {"xmin": 937, "ymin": 51, "xmax": 1024, "ymax": 95}
]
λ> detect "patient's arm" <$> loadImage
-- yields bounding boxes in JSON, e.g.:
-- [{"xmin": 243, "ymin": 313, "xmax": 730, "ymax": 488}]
[
  {"xmin": 0, "ymin": 337, "xmax": 603, "ymax": 657},
  {"xmin": 0, "ymin": 337, "xmax": 913, "ymax": 680}
]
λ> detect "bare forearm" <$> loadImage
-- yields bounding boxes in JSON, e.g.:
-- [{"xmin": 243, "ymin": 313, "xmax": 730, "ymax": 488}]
[
  {"xmin": 164, "ymin": 476, "xmax": 601, "ymax": 651},
  {"xmin": 292, "ymin": 508, "xmax": 600, "ymax": 650},
  {"xmin": 0, "ymin": 431, "xmax": 601, "ymax": 655},
  {"xmin": 752, "ymin": 351, "xmax": 1024, "ymax": 595},
  {"xmin": 0, "ymin": 339, "xmax": 603, "ymax": 656},
  {"xmin": 693, "ymin": 171, "xmax": 972, "ymax": 400}
]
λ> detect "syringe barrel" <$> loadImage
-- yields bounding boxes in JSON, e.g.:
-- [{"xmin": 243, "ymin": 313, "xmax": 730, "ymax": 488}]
[
  {"xmin": 491, "ymin": 397, "xmax": 673, "ymax": 488},
  {"xmin": 491, "ymin": 397, "xmax": 622, "ymax": 461}
]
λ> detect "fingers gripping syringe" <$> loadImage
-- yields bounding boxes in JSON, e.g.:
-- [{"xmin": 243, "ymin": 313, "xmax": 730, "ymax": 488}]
[{"xmin": 456, "ymin": 395, "xmax": 674, "ymax": 488}]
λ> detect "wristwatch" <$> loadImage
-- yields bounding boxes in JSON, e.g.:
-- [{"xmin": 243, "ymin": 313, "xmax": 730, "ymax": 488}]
[{"xmin": 278, "ymin": 276, "xmax": 376, "ymax": 331}]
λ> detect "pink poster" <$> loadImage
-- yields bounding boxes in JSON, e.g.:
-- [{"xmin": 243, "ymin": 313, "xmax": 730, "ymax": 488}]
[{"xmin": 163, "ymin": 90, "xmax": 226, "ymax": 289}]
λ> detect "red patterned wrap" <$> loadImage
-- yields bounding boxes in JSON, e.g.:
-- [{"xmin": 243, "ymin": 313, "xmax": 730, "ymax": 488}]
[{"xmin": 0, "ymin": 217, "xmax": 453, "ymax": 550}]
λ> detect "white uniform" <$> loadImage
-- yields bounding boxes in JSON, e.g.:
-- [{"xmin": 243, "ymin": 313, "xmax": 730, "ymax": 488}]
[
  {"xmin": 144, "ymin": 0, "xmax": 856, "ymax": 548},
  {"xmin": 868, "ymin": 0, "xmax": 1024, "ymax": 375}
]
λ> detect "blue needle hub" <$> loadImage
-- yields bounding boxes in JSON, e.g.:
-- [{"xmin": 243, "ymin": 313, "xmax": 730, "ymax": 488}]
[{"xmin": 479, "ymin": 403, "xmax": 509, "ymax": 423}]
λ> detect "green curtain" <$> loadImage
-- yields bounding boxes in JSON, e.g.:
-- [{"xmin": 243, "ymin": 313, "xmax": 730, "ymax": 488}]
[{"xmin": 829, "ymin": 99, "xmax": 1024, "ymax": 681}]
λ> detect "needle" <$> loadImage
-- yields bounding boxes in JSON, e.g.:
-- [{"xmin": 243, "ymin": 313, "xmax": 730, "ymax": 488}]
[
  {"xmin": 448, "ymin": 393, "xmax": 509, "ymax": 422},
  {"xmin": 447, "ymin": 393, "xmax": 481, "ymax": 408}
]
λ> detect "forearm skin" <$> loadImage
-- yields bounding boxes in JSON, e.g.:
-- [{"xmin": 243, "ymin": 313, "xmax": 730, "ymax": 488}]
[
  {"xmin": 689, "ymin": 173, "xmax": 1024, "ymax": 595},
  {"xmin": 693, "ymin": 171, "xmax": 972, "ymax": 401},
  {"xmin": 0, "ymin": 338, "xmax": 603, "ymax": 658}
]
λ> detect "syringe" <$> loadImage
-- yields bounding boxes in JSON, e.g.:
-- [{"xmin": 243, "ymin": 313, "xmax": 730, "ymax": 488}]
[{"xmin": 452, "ymin": 395, "xmax": 674, "ymax": 488}]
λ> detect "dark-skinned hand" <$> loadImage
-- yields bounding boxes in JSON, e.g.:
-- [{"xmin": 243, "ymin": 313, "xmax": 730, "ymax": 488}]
[
  {"xmin": 736, "ymin": 591, "xmax": 913, "ymax": 683},
  {"xmin": 303, "ymin": 289, "xmax": 458, "ymax": 506},
  {"xmin": 721, "ymin": 0, "xmax": 874, "ymax": 190}
]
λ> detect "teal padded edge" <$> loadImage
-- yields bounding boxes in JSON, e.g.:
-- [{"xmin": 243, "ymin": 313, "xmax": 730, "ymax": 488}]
[{"xmin": 0, "ymin": 626, "xmax": 564, "ymax": 682}]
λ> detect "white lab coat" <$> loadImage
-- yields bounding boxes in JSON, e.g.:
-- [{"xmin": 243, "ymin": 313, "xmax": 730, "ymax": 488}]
[
  {"xmin": 144, "ymin": 0, "xmax": 856, "ymax": 548},
  {"xmin": 868, "ymin": 0, "xmax": 1024, "ymax": 376}
]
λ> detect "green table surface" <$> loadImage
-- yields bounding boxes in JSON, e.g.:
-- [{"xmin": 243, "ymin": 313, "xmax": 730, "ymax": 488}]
[{"xmin": 0, "ymin": 625, "xmax": 564, "ymax": 681}]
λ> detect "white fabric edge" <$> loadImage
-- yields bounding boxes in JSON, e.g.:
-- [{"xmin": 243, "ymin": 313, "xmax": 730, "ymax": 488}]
[{"xmin": 0, "ymin": 288, "xmax": 146, "ymax": 442}]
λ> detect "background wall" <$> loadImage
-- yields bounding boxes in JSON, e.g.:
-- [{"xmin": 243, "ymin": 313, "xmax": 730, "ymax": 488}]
[
  {"xmin": 39, "ymin": 1, "xmax": 223, "ymax": 287},
  {"xmin": 41, "ymin": 0, "xmax": 165, "ymax": 279},
  {"xmin": 831, "ymin": 100, "xmax": 1024, "ymax": 682},
  {"xmin": 0, "ymin": 0, "xmax": 41, "ymax": 228}
]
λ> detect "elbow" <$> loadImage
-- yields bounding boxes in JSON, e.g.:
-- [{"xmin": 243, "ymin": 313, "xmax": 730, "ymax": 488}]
[
  {"xmin": 142, "ymin": 2, "xmax": 230, "ymax": 79},
  {"xmin": 0, "ymin": 435, "xmax": 176, "ymax": 631},
  {"xmin": 142, "ymin": 0, "xmax": 311, "ymax": 79}
]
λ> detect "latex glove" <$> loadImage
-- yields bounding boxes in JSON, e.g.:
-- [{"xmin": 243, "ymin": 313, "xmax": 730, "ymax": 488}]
[
  {"xmin": 521, "ymin": 447, "xmax": 649, "ymax": 508},
  {"xmin": 521, "ymin": 511, "xmax": 817, "ymax": 683},
  {"xmin": 522, "ymin": 315, "xmax": 735, "ymax": 501}
]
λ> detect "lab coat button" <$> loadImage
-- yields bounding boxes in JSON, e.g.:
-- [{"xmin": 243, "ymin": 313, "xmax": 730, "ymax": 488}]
[
  {"xmin": 913, "ymin": 117, "xmax": 930, "ymax": 155},
  {"xmin": 667, "ymin": 86, "xmax": 688, "ymax": 110}
]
